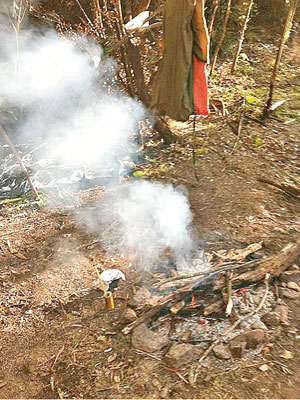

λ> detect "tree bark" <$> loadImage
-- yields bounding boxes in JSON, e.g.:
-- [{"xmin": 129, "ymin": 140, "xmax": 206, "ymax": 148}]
[
  {"xmin": 263, "ymin": 0, "xmax": 300, "ymax": 116},
  {"xmin": 231, "ymin": 0, "xmax": 254, "ymax": 73}
]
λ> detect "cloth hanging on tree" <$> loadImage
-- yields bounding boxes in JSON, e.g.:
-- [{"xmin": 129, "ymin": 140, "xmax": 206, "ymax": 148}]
[{"xmin": 150, "ymin": 0, "xmax": 209, "ymax": 121}]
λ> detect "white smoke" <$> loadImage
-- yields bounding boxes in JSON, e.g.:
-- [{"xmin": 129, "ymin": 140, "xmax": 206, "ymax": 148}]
[
  {"xmin": 78, "ymin": 181, "xmax": 194, "ymax": 269},
  {"xmin": 0, "ymin": 15, "xmax": 195, "ymax": 269}
]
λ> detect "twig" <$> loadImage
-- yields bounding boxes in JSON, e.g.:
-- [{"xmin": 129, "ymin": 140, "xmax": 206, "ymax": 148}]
[
  {"xmin": 78, "ymin": 240, "xmax": 101, "ymax": 250},
  {"xmin": 74, "ymin": 0, "xmax": 100, "ymax": 37},
  {"xmin": 211, "ymin": 360, "xmax": 275, "ymax": 377},
  {"xmin": 51, "ymin": 345, "xmax": 65, "ymax": 371},
  {"xmin": 163, "ymin": 366, "xmax": 190, "ymax": 385},
  {"xmin": 153, "ymin": 270, "xmax": 207, "ymax": 288},
  {"xmin": 198, "ymin": 273, "xmax": 270, "ymax": 364},
  {"xmin": 273, "ymin": 165, "xmax": 300, "ymax": 186},
  {"xmin": 0, "ymin": 124, "xmax": 39, "ymax": 199},
  {"xmin": 134, "ymin": 349, "xmax": 162, "ymax": 361}
]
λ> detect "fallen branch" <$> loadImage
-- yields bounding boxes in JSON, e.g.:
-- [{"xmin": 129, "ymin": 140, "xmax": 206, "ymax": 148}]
[
  {"xmin": 0, "ymin": 124, "xmax": 39, "ymax": 199},
  {"xmin": 258, "ymin": 177, "xmax": 300, "ymax": 200},
  {"xmin": 214, "ymin": 240, "xmax": 300, "ymax": 290},
  {"xmin": 122, "ymin": 288, "xmax": 191, "ymax": 335},
  {"xmin": 155, "ymin": 259, "xmax": 262, "ymax": 291}
]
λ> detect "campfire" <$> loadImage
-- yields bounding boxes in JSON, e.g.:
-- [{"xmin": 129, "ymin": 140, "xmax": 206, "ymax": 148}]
[{"xmin": 98, "ymin": 240, "xmax": 300, "ymax": 367}]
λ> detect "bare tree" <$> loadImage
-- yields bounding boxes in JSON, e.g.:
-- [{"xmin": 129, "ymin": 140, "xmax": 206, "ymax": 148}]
[
  {"xmin": 210, "ymin": 0, "xmax": 232, "ymax": 74},
  {"xmin": 208, "ymin": 0, "xmax": 220, "ymax": 36},
  {"xmin": 263, "ymin": 0, "xmax": 300, "ymax": 116},
  {"xmin": 231, "ymin": 0, "xmax": 254, "ymax": 73},
  {"xmin": 3, "ymin": 0, "xmax": 28, "ymax": 72},
  {"xmin": 91, "ymin": 0, "xmax": 103, "ymax": 34}
]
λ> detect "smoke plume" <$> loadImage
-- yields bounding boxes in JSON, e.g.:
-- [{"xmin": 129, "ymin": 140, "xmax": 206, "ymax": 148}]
[
  {"xmin": 78, "ymin": 181, "xmax": 194, "ymax": 269},
  {"xmin": 0, "ymin": 15, "xmax": 195, "ymax": 269}
]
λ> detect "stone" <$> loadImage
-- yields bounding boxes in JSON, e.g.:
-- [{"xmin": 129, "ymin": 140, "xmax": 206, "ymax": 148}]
[
  {"xmin": 251, "ymin": 320, "xmax": 268, "ymax": 331},
  {"xmin": 213, "ymin": 344, "xmax": 231, "ymax": 360},
  {"xmin": 132, "ymin": 324, "xmax": 169, "ymax": 353},
  {"xmin": 120, "ymin": 308, "xmax": 137, "ymax": 324},
  {"xmin": 128, "ymin": 287, "xmax": 152, "ymax": 309},
  {"xmin": 280, "ymin": 271, "xmax": 300, "ymax": 284},
  {"xmin": 229, "ymin": 340, "xmax": 246, "ymax": 358},
  {"xmin": 280, "ymin": 288, "xmax": 300, "ymax": 300},
  {"xmin": 165, "ymin": 343, "xmax": 200, "ymax": 368},
  {"xmin": 261, "ymin": 311, "xmax": 280, "ymax": 327},
  {"xmin": 286, "ymin": 281, "xmax": 300, "ymax": 291},
  {"xmin": 245, "ymin": 329, "xmax": 265, "ymax": 349}
]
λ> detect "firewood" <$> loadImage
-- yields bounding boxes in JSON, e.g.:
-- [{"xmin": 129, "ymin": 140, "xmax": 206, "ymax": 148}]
[
  {"xmin": 214, "ymin": 241, "xmax": 300, "ymax": 290},
  {"xmin": 122, "ymin": 242, "xmax": 299, "ymax": 335}
]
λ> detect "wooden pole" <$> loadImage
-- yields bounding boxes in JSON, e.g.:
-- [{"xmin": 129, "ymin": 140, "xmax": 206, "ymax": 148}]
[
  {"xmin": 231, "ymin": 0, "xmax": 254, "ymax": 73},
  {"xmin": 0, "ymin": 124, "xmax": 39, "ymax": 199},
  {"xmin": 263, "ymin": 0, "xmax": 299, "ymax": 116}
]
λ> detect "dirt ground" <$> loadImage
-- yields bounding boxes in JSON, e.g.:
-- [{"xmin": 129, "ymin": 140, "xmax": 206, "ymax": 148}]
[
  {"xmin": 0, "ymin": 37, "xmax": 300, "ymax": 399},
  {"xmin": 0, "ymin": 114, "xmax": 299, "ymax": 398}
]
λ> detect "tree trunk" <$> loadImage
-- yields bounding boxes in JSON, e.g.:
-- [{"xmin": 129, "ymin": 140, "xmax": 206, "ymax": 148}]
[
  {"xmin": 263, "ymin": 0, "xmax": 300, "ymax": 116},
  {"xmin": 210, "ymin": 0, "xmax": 232, "ymax": 74},
  {"xmin": 92, "ymin": 0, "xmax": 103, "ymax": 34},
  {"xmin": 208, "ymin": 0, "xmax": 220, "ymax": 37},
  {"xmin": 231, "ymin": 0, "xmax": 254, "ymax": 73}
]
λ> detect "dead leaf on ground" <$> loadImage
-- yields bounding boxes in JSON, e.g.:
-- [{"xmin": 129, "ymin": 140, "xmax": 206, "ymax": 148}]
[
  {"xmin": 262, "ymin": 346, "xmax": 270, "ymax": 357},
  {"xmin": 259, "ymin": 364, "xmax": 269, "ymax": 372},
  {"xmin": 279, "ymin": 349, "xmax": 294, "ymax": 360},
  {"xmin": 107, "ymin": 353, "xmax": 117, "ymax": 363},
  {"xmin": 0, "ymin": 381, "xmax": 7, "ymax": 388},
  {"xmin": 15, "ymin": 252, "xmax": 27, "ymax": 260}
]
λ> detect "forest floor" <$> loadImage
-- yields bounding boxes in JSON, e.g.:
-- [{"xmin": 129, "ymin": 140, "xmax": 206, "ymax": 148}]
[{"xmin": 0, "ymin": 33, "xmax": 300, "ymax": 399}]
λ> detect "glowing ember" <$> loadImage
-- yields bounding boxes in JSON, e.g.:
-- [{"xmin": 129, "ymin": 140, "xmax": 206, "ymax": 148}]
[{"xmin": 190, "ymin": 294, "xmax": 196, "ymax": 308}]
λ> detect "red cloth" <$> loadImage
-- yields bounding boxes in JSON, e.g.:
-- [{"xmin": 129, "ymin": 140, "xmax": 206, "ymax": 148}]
[{"xmin": 193, "ymin": 55, "xmax": 209, "ymax": 116}]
